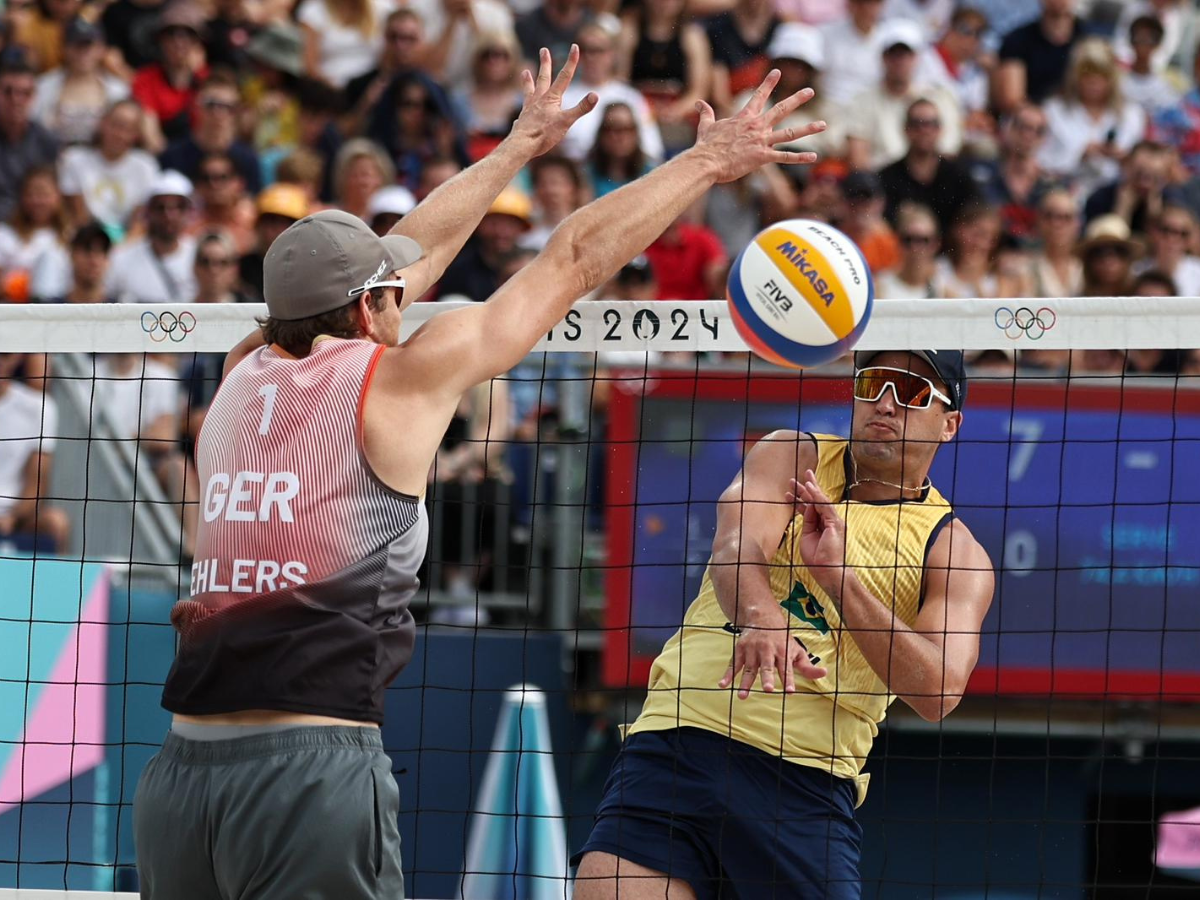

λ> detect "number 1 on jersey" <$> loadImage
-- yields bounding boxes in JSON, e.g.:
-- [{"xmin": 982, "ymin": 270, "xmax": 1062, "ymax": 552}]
[{"xmin": 258, "ymin": 384, "xmax": 279, "ymax": 435}]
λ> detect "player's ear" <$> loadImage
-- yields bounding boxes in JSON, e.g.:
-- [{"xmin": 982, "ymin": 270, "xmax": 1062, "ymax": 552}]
[
  {"xmin": 355, "ymin": 290, "xmax": 380, "ymax": 339},
  {"xmin": 941, "ymin": 410, "xmax": 962, "ymax": 443}
]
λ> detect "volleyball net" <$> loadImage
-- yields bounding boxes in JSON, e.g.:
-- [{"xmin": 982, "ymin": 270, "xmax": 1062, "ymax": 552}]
[{"xmin": 1, "ymin": 298, "xmax": 1199, "ymax": 896}]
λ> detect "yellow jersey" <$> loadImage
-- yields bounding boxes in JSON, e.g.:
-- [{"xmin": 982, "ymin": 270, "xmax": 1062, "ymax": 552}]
[{"xmin": 626, "ymin": 434, "xmax": 953, "ymax": 805}]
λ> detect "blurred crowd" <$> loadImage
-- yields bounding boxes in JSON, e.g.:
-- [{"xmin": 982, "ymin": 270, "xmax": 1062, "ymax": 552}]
[{"xmin": 3, "ymin": 0, "xmax": 1200, "ymax": 572}]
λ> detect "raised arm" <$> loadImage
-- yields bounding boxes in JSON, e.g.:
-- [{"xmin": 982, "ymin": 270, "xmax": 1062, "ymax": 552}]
[
  {"xmin": 389, "ymin": 46, "xmax": 598, "ymax": 301},
  {"xmin": 399, "ymin": 72, "xmax": 826, "ymax": 398}
]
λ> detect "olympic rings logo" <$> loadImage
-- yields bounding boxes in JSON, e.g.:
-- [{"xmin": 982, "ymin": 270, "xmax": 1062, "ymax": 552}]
[
  {"xmin": 141, "ymin": 311, "xmax": 197, "ymax": 343},
  {"xmin": 994, "ymin": 306, "xmax": 1056, "ymax": 341}
]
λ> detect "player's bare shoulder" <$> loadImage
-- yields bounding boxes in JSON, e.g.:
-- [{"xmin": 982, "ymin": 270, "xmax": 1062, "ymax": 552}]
[
  {"xmin": 743, "ymin": 429, "xmax": 820, "ymax": 483},
  {"xmin": 924, "ymin": 517, "xmax": 996, "ymax": 606}
]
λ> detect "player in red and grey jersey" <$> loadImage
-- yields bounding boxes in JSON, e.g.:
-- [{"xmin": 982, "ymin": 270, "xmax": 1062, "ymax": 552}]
[{"xmin": 133, "ymin": 46, "xmax": 824, "ymax": 900}]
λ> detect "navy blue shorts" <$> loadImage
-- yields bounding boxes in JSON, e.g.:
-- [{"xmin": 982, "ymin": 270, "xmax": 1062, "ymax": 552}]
[{"xmin": 573, "ymin": 727, "xmax": 862, "ymax": 900}]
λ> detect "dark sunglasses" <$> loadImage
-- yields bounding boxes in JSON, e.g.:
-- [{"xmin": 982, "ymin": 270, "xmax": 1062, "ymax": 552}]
[
  {"xmin": 1088, "ymin": 244, "xmax": 1130, "ymax": 260},
  {"xmin": 201, "ymin": 98, "xmax": 237, "ymax": 112},
  {"xmin": 900, "ymin": 233, "xmax": 936, "ymax": 247},
  {"xmin": 854, "ymin": 367, "xmax": 952, "ymax": 410},
  {"xmin": 1157, "ymin": 225, "xmax": 1191, "ymax": 239},
  {"xmin": 197, "ymin": 255, "xmax": 233, "ymax": 268},
  {"xmin": 953, "ymin": 23, "xmax": 984, "ymax": 38},
  {"xmin": 1013, "ymin": 120, "xmax": 1046, "ymax": 135},
  {"xmin": 150, "ymin": 199, "xmax": 188, "ymax": 213},
  {"xmin": 906, "ymin": 117, "xmax": 941, "ymax": 130},
  {"xmin": 199, "ymin": 170, "xmax": 234, "ymax": 184}
]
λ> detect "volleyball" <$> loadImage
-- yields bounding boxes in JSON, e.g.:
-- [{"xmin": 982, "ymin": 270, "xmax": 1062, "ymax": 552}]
[{"xmin": 726, "ymin": 219, "xmax": 874, "ymax": 368}]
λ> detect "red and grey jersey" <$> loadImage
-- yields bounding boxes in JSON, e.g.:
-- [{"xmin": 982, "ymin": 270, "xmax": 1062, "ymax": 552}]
[{"xmin": 162, "ymin": 338, "xmax": 427, "ymax": 723}]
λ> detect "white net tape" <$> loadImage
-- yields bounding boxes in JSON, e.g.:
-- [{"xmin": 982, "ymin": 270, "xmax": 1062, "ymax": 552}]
[{"xmin": 2, "ymin": 296, "xmax": 1199, "ymax": 354}]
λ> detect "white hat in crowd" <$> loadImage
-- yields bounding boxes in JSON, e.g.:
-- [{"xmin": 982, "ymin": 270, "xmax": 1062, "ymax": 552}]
[
  {"xmin": 149, "ymin": 170, "xmax": 194, "ymax": 201},
  {"xmin": 766, "ymin": 23, "xmax": 825, "ymax": 70},
  {"xmin": 877, "ymin": 18, "xmax": 927, "ymax": 54},
  {"xmin": 367, "ymin": 186, "xmax": 418, "ymax": 220}
]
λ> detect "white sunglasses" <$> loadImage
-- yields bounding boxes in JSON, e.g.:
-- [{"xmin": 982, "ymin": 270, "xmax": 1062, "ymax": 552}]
[
  {"xmin": 348, "ymin": 277, "xmax": 406, "ymax": 301},
  {"xmin": 853, "ymin": 366, "xmax": 953, "ymax": 410}
]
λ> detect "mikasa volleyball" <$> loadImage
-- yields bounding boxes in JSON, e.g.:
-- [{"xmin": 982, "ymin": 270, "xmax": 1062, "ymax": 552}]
[{"xmin": 727, "ymin": 219, "xmax": 874, "ymax": 368}]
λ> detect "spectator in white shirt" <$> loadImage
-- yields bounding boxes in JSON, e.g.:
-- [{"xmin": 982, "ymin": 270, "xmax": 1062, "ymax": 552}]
[
  {"xmin": 32, "ymin": 17, "xmax": 129, "ymax": 146},
  {"xmin": 1114, "ymin": 0, "xmax": 1186, "ymax": 74},
  {"xmin": 58, "ymin": 99, "xmax": 159, "ymax": 238},
  {"xmin": 1039, "ymin": 38, "xmax": 1147, "ymax": 200},
  {"xmin": 818, "ymin": 0, "xmax": 886, "ymax": 106},
  {"xmin": 918, "ymin": 6, "xmax": 992, "ymax": 134},
  {"xmin": 559, "ymin": 22, "xmax": 664, "ymax": 163},
  {"xmin": 0, "ymin": 165, "xmax": 71, "ymax": 302},
  {"xmin": 844, "ymin": 18, "xmax": 963, "ymax": 170},
  {"xmin": 0, "ymin": 352, "xmax": 70, "ymax": 554},
  {"xmin": 1121, "ymin": 15, "xmax": 1180, "ymax": 119},
  {"xmin": 296, "ymin": 0, "xmax": 392, "ymax": 90},
  {"xmin": 520, "ymin": 154, "xmax": 586, "ymax": 252},
  {"xmin": 409, "ymin": 0, "xmax": 515, "ymax": 91},
  {"xmin": 105, "ymin": 169, "xmax": 196, "ymax": 303}
]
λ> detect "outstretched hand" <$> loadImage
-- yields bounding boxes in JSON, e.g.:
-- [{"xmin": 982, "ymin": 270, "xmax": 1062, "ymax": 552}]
[
  {"xmin": 694, "ymin": 71, "xmax": 825, "ymax": 184},
  {"xmin": 510, "ymin": 45, "xmax": 598, "ymax": 157},
  {"xmin": 788, "ymin": 471, "xmax": 848, "ymax": 596}
]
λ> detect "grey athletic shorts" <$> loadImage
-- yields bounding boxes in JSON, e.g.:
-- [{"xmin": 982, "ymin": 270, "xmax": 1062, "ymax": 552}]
[{"xmin": 133, "ymin": 725, "xmax": 403, "ymax": 900}]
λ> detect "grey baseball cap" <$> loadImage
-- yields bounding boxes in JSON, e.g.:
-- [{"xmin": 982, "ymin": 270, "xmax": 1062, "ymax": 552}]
[{"xmin": 262, "ymin": 209, "xmax": 423, "ymax": 321}]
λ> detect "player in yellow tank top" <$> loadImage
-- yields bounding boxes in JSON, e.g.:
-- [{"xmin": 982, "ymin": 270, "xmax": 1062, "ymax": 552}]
[{"xmin": 576, "ymin": 351, "xmax": 996, "ymax": 900}]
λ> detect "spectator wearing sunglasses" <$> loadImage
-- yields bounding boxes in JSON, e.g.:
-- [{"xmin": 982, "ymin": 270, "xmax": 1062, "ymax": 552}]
[
  {"xmin": 967, "ymin": 102, "xmax": 1059, "ymax": 243},
  {"xmin": 1024, "ymin": 188, "xmax": 1082, "ymax": 298},
  {"xmin": 875, "ymin": 202, "xmax": 943, "ymax": 299},
  {"xmin": 916, "ymin": 6, "xmax": 993, "ymax": 143},
  {"xmin": 1136, "ymin": 203, "xmax": 1200, "ymax": 297},
  {"xmin": 844, "ymin": 18, "xmax": 962, "ymax": 171},
  {"xmin": 159, "ymin": 73, "xmax": 262, "ymax": 194},
  {"xmin": 105, "ymin": 169, "xmax": 196, "ymax": 304},
  {"xmin": 879, "ymin": 98, "xmax": 981, "ymax": 236},
  {"xmin": 188, "ymin": 151, "xmax": 254, "ymax": 253}
]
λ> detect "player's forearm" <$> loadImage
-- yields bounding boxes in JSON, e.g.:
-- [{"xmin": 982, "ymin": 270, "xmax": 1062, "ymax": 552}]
[
  {"xmin": 710, "ymin": 540, "xmax": 787, "ymax": 629},
  {"xmin": 390, "ymin": 134, "xmax": 537, "ymax": 284},
  {"xmin": 829, "ymin": 572, "xmax": 960, "ymax": 721},
  {"xmin": 538, "ymin": 148, "xmax": 721, "ymax": 310}
]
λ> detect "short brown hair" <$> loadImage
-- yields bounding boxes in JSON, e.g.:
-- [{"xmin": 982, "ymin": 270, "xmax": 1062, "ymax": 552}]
[{"xmin": 259, "ymin": 291, "xmax": 387, "ymax": 357}]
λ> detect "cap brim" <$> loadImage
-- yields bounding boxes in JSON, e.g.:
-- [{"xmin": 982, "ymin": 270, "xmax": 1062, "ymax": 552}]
[{"xmin": 382, "ymin": 234, "xmax": 423, "ymax": 270}]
